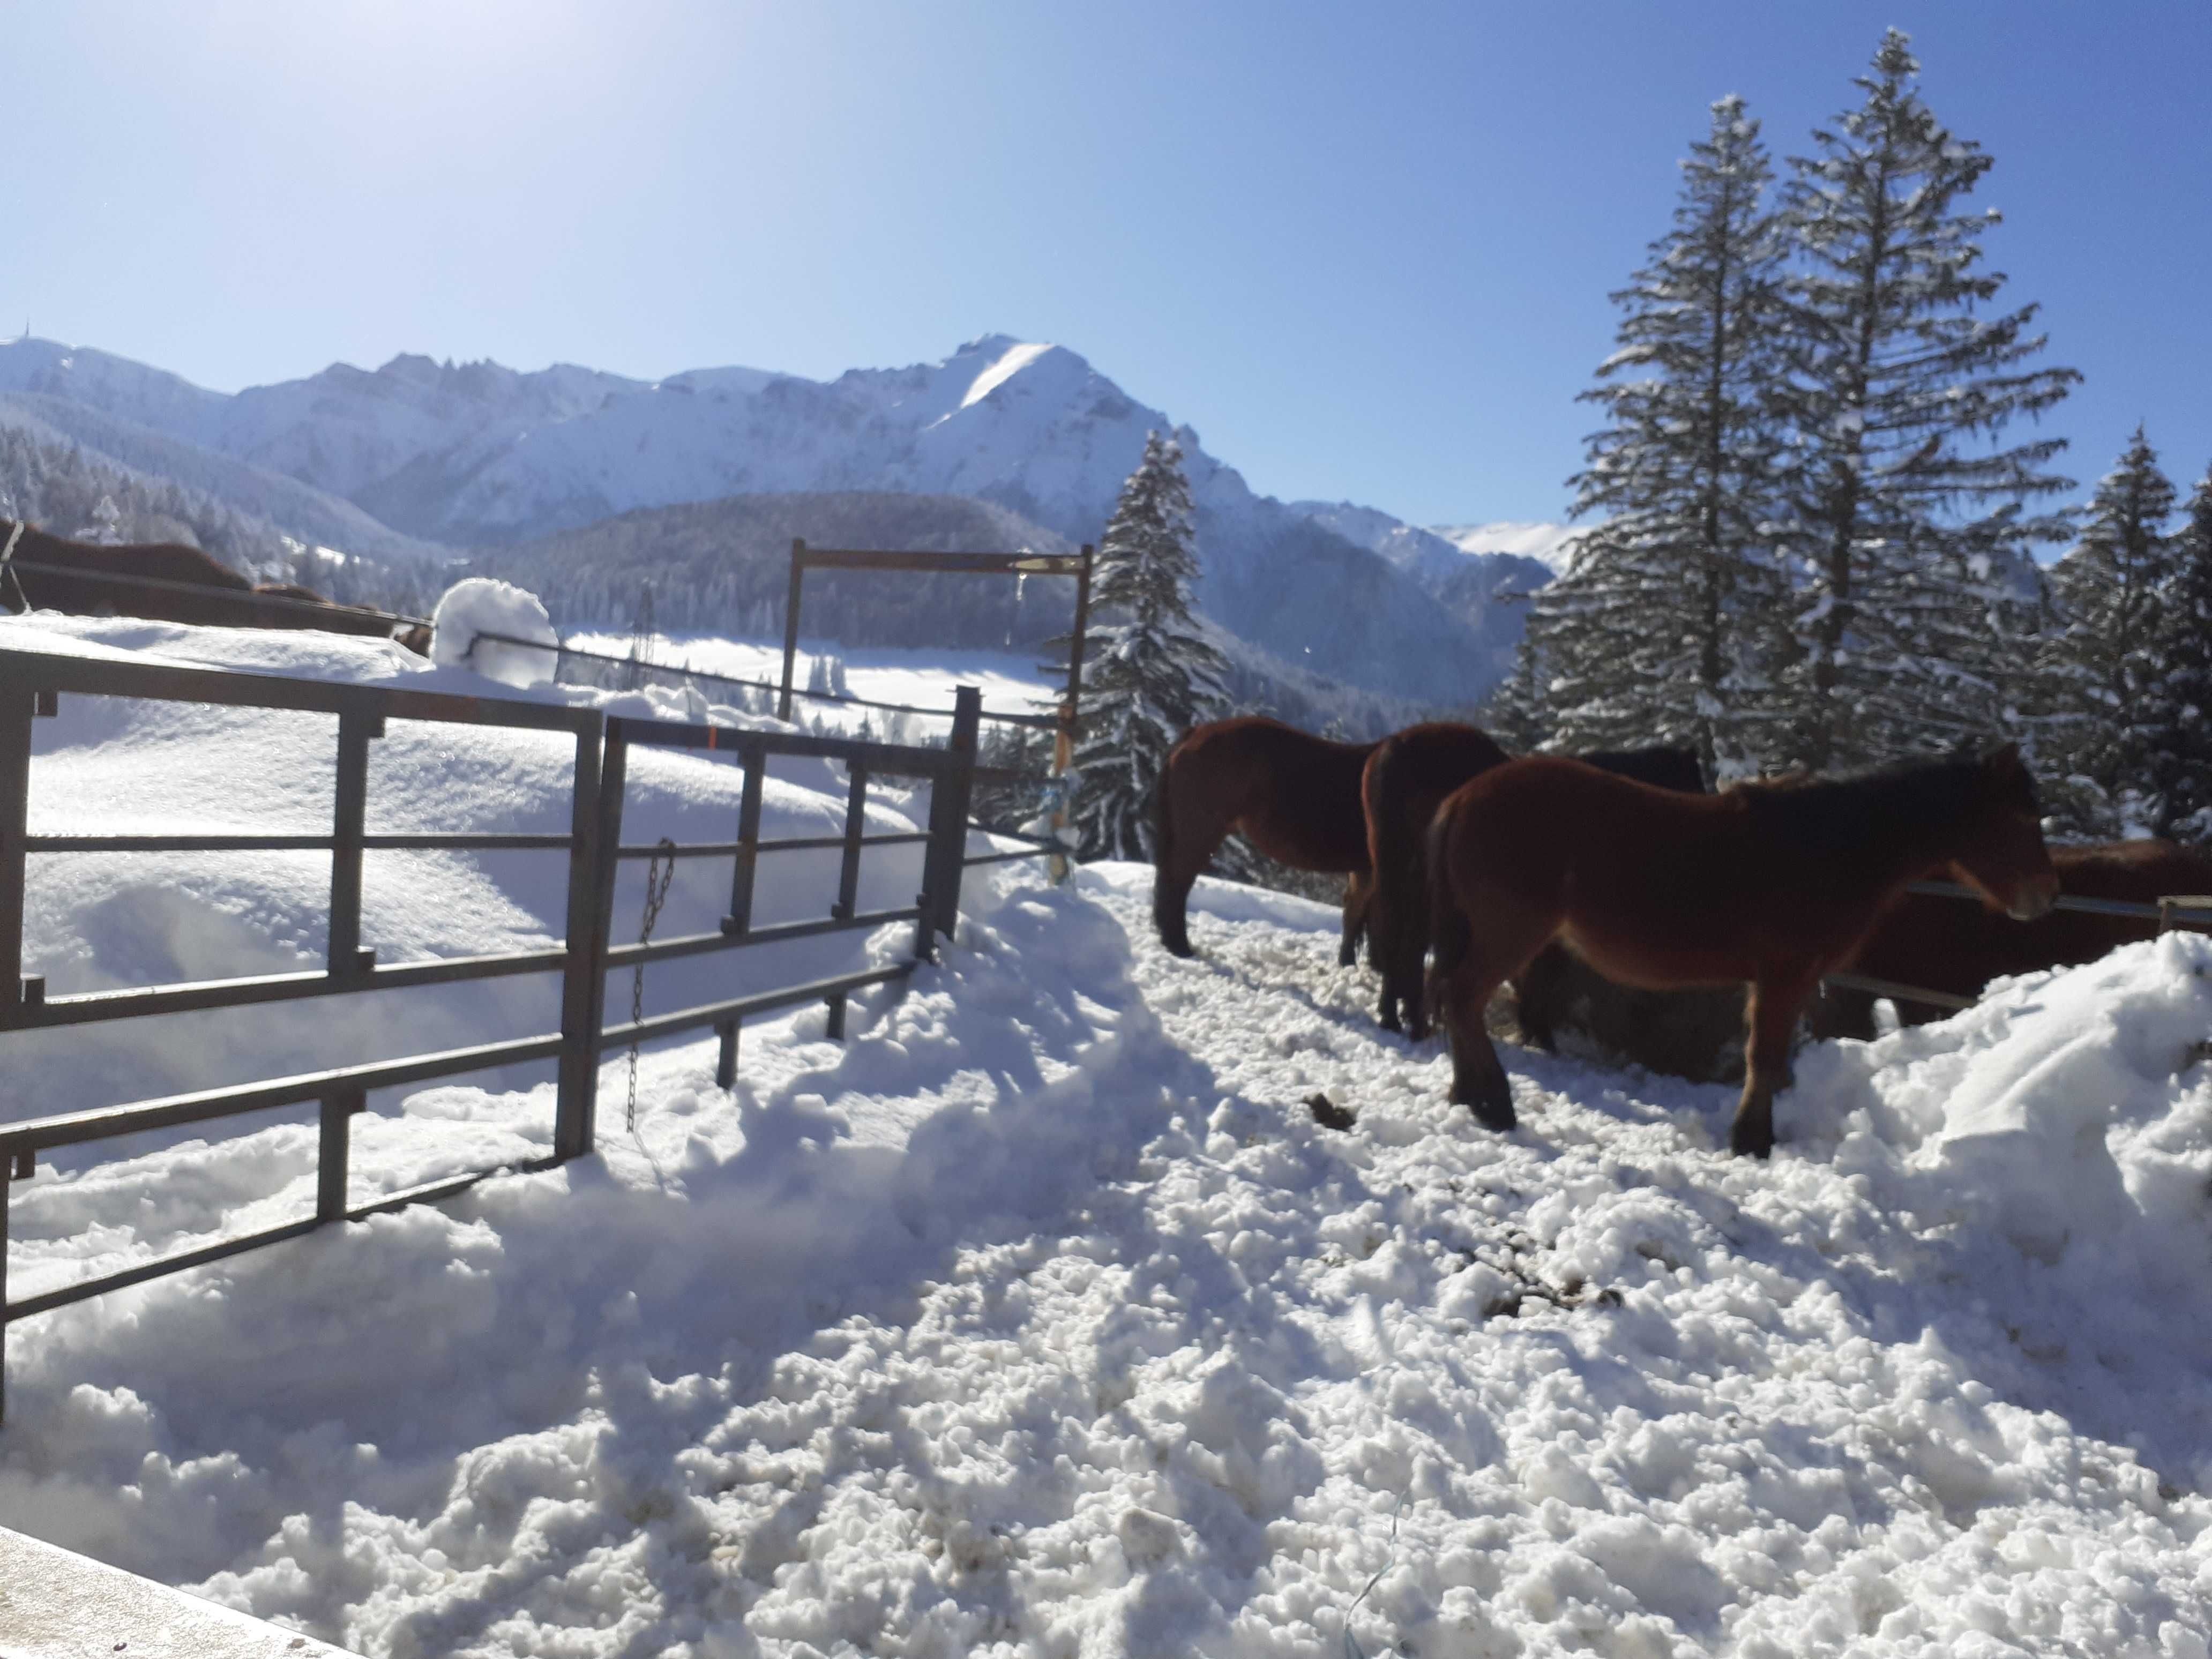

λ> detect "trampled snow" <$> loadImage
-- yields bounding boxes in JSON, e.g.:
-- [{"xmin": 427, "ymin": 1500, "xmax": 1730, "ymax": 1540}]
[{"xmin": 4, "ymin": 617, "xmax": 2211, "ymax": 1658}]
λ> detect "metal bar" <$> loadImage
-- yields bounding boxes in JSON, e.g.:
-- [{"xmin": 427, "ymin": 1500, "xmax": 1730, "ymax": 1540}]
[
  {"xmin": 316, "ymin": 1087, "xmax": 364, "ymax": 1222},
  {"xmin": 622, "ymin": 831, "xmax": 929, "ymax": 862},
  {"xmin": 0, "ymin": 1031, "xmax": 567, "ymax": 1159},
  {"xmin": 832, "ymin": 766, "xmax": 868, "ymax": 922},
  {"xmin": 0, "ymin": 686, "xmax": 31, "ymax": 1013},
  {"xmin": 1821, "ymin": 971, "xmax": 1976, "ymax": 1012},
  {"xmin": 722, "ymin": 744, "xmax": 766, "ymax": 937},
  {"xmin": 0, "ymin": 557, "xmax": 430, "ymax": 629},
  {"xmin": 963, "ymin": 846, "xmax": 1056, "ymax": 868},
  {"xmin": 327, "ymin": 708, "xmax": 376, "ymax": 979},
  {"xmin": 2163, "ymin": 895, "xmax": 2212, "ymax": 935},
  {"xmin": 557, "ymin": 722, "xmax": 622, "ymax": 1160},
  {"xmin": 598, "ymin": 963, "xmax": 912, "ymax": 1051},
  {"xmin": 0, "ymin": 947, "xmax": 571, "ymax": 1033},
  {"xmin": 1, "ymin": 1165, "xmax": 10, "ymax": 1424},
  {"xmin": 30, "ymin": 833, "xmax": 335, "ymax": 854},
  {"xmin": 966, "ymin": 824, "xmax": 1060, "ymax": 853},
  {"xmin": 929, "ymin": 687, "xmax": 983, "ymax": 938},
  {"xmin": 1904, "ymin": 878, "xmax": 2212, "ymax": 925},
  {"xmin": 779, "ymin": 538, "xmax": 805, "ymax": 722},
  {"xmin": 0, "ymin": 650, "xmax": 595, "ymax": 733},
  {"xmin": 715, "ymin": 1019, "xmax": 739, "ymax": 1089},
  {"xmin": 610, "ymin": 906, "xmax": 924, "ymax": 970}
]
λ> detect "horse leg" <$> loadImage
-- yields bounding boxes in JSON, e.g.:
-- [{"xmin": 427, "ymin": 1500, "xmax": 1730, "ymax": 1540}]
[
  {"xmin": 1729, "ymin": 972, "xmax": 1814, "ymax": 1159},
  {"xmin": 1431, "ymin": 903, "xmax": 1553, "ymax": 1133},
  {"xmin": 1806, "ymin": 981, "xmax": 1877, "ymax": 1043},
  {"xmin": 1339, "ymin": 869, "xmax": 1373, "ymax": 968},
  {"xmin": 1152, "ymin": 776, "xmax": 1226, "ymax": 960}
]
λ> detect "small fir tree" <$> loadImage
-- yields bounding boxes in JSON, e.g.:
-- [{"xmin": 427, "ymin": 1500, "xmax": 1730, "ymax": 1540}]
[
  {"xmin": 2041, "ymin": 427, "xmax": 2177, "ymax": 831},
  {"xmin": 1066, "ymin": 432, "xmax": 1228, "ymax": 860},
  {"xmin": 1775, "ymin": 29, "xmax": 2079, "ymax": 767},
  {"xmin": 2142, "ymin": 468, "xmax": 2212, "ymax": 842},
  {"xmin": 1533, "ymin": 95, "xmax": 1791, "ymax": 778}
]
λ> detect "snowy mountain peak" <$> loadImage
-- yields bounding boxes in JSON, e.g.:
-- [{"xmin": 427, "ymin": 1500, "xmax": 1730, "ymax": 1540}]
[{"xmin": 960, "ymin": 340, "xmax": 1061, "ymax": 409}]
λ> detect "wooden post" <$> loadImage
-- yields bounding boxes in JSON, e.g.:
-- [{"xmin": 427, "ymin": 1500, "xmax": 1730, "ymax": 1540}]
[
  {"xmin": 921, "ymin": 687, "xmax": 984, "ymax": 943},
  {"xmin": 1050, "ymin": 544, "xmax": 1093, "ymax": 883},
  {"xmin": 778, "ymin": 539, "xmax": 807, "ymax": 723}
]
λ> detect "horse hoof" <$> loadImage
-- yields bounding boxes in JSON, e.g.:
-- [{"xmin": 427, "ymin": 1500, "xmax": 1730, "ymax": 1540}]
[
  {"xmin": 1729, "ymin": 1124, "xmax": 1773, "ymax": 1160},
  {"xmin": 1378, "ymin": 1011, "xmax": 1402, "ymax": 1035},
  {"xmin": 1162, "ymin": 936, "xmax": 1196, "ymax": 960},
  {"xmin": 1453, "ymin": 1077, "xmax": 1518, "ymax": 1133}
]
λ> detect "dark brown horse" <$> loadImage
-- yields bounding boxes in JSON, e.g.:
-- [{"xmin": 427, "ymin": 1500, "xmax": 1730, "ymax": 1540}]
[
  {"xmin": 1361, "ymin": 726, "xmax": 1703, "ymax": 1037},
  {"xmin": 1817, "ymin": 837, "xmax": 2212, "ymax": 1039},
  {"xmin": 1425, "ymin": 746, "xmax": 2058, "ymax": 1157},
  {"xmin": 1154, "ymin": 716, "xmax": 1378, "ymax": 963},
  {"xmin": 2, "ymin": 518, "xmax": 404, "ymax": 641}
]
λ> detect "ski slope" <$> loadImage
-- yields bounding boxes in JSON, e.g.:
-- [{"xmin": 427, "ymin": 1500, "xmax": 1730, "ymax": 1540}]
[{"xmin": 2, "ymin": 616, "xmax": 2211, "ymax": 1658}]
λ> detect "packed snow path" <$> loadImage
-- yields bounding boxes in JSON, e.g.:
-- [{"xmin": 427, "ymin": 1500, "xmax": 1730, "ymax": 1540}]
[{"xmin": 2, "ymin": 615, "xmax": 2209, "ymax": 1657}]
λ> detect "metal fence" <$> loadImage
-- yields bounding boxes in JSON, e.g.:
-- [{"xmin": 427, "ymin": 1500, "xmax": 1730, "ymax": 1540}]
[
  {"xmin": 1824, "ymin": 877, "xmax": 2212, "ymax": 1013},
  {"xmin": 0, "ymin": 652, "xmax": 1012, "ymax": 1421}
]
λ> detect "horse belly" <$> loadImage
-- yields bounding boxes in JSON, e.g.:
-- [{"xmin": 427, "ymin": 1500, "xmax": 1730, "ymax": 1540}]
[{"xmin": 1556, "ymin": 917, "xmax": 1747, "ymax": 993}]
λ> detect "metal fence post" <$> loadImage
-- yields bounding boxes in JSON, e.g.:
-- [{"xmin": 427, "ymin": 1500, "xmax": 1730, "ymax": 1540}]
[
  {"xmin": 778, "ymin": 540, "xmax": 807, "ymax": 723},
  {"xmin": 722, "ymin": 744, "xmax": 766, "ymax": 937},
  {"xmin": 825, "ymin": 763, "xmax": 870, "ymax": 1039},
  {"xmin": 316, "ymin": 1087, "xmax": 367, "ymax": 1222},
  {"xmin": 556, "ymin": 720, "xmax": 624, "ymax": 1161},
  {"xmin": 921, "ymin": 687, "xmax": 983, "ymax": 945},
  {"xmin": 328, "ymin": 705, "xmax": 383, "ymax": 980},
  {"xmin": 0, "ymin": 684, "xmax": 35, "ymax": 1014}
]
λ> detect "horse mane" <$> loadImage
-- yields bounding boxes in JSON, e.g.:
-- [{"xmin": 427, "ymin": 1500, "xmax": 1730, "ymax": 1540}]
[{"xmin": 1730, "ymin": 751, "xmax": 2022, "ymax": 863}]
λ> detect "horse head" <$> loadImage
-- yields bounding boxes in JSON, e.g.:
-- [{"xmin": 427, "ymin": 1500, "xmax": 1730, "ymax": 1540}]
[{"xmin": 1945, "ymin": 743, "xmax": 2058, "ymax": 922}]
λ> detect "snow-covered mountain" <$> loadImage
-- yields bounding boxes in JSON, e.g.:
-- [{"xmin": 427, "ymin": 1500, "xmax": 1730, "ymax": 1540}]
[
  {"xmin": 0, "ymin": 334, "xmax": 1550, "ymax": 704},
  {"xmin": 1433, "ymin": 518, "xmax": 1584, "ymax": 575}
]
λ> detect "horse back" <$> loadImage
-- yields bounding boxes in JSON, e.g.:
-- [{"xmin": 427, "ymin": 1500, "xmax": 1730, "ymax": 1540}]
[{"xmin": 1167, "ymin": 716, "xmax": 1374, "ymax": 872}]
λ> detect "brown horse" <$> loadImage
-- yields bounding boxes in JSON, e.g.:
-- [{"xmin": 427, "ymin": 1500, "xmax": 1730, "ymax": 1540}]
[
  {"xmin": 1361, "ymin": 727, "xmax": 1703, "ymax": 1037},
  {"xmin": 1425, "ymin": 746, "xmax": 2058, "ymax": 1157},
  {"xmin": 1816, "ymin": 837, "xmax": 2212, "ymax": 1039},
  {"xmin": 1154, "ymin": 716, "xmax": 1378, "ymax": 964},
  {"xmin": 2, "ymin": 518, "xmax": 404, "ymax": 641}
]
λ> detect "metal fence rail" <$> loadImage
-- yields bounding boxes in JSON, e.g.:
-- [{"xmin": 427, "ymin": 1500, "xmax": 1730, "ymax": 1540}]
[{"xmin": 0, "ymin": 651, "xmax": 992, "ymax": 1422}]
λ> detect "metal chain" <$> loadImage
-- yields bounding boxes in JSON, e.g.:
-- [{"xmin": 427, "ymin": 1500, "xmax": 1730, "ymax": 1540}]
[{"xmin": 626, "ymin": 838, "xmax": 678, "ymax": 1146}]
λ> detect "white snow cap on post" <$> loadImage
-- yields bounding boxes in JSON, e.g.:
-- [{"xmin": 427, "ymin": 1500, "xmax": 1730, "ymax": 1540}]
[{"xmin": 431, "ymin": 578, "xmax": 560, "ymax": 689}]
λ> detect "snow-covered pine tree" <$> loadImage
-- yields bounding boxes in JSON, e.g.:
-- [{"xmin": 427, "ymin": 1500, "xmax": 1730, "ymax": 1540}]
[
  {"xmin": 1775, "ymin": 29, "xmax": 2079, "ymax": 768},
  {"xmin": 1066, "ymin": 431, "xmax": 1228, "ymax": 860},
  {"xmin": 2142, "ymin": 467, "xmax": 2212, "ymax": 842},
  {"xmin": 1526, "ymin": 95, "xmax": 1790, "ymax": 779},
  {"xmin": 2040, "ymin": 427, "xmax": 2177, "ymax": 832}
]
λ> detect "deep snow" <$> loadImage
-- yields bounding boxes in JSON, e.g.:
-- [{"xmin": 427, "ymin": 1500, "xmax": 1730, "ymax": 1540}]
[{"xmin": 4, "ymin": 616, "xmax": 2211, "ymax": 1658}]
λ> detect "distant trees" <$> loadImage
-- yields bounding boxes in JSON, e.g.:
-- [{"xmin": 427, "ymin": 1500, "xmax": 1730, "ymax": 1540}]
[{"xmin": 1066, "ymin": 432, "xmax": 1228, "ymax": 860}]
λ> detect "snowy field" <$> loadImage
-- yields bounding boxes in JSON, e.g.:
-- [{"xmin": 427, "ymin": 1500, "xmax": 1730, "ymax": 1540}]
[{"xmin": 4, "ymin": 616, "xmax": 2212, "ymax": 1657}]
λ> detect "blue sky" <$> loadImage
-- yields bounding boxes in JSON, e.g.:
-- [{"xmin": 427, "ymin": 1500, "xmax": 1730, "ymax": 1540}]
[{"xmin": 6, "ymin": 2, "xmax": 2207, "ymax": 527}]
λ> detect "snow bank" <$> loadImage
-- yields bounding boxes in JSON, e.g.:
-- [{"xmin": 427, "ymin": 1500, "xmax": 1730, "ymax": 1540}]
[
  {"xmin": 5, "ymin": 617, "xmax": 2212, "ymax": 1657},
  {"xmin": 430, "ymin": 579, "xmax": 559, "ymax": 689}
]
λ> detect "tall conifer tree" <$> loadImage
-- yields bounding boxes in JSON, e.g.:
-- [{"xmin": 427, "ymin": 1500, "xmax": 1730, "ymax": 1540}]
[
  {"xmin": 1525, "ymin": 96, "xmax": 1789, "ymax": 778},
  {"xmin": 1066, "ymin": 432, "xmax": 1228, "ymax": 860},
  {"xmin": 1776, "ymin": 29, "xmax": 2078, "ymax": 767},
  {"xmin": 2143, "ymin": 468, "xmax": 2212, "ymax": 841},
  {"xmin": 2042, "ymin": 428, "xmax": 2177, "ymax": 829}
]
